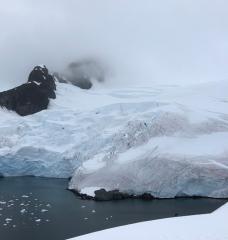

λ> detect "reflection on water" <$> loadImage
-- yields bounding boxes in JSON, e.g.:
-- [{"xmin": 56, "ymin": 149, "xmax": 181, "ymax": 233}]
[{"xmin": 0, "ymin": 177, "xmax": 226, "ymax": 240}]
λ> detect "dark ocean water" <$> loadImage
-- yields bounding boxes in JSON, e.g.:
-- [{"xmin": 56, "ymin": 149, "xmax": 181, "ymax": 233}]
[{"xmin": 0, "ymin": 177, "xmax": 226, "ymax": 240}]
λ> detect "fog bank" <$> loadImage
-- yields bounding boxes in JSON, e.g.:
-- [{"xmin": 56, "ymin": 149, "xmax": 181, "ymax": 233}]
[{"xmin": 1, "ymin": 0, "xmax": 228, "ymax": 89}]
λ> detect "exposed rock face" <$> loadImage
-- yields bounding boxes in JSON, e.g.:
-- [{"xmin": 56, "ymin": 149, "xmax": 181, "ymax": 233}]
[
  {"xmin": 69, "ymin": 76, "xmax": 93, "ymax": 90},
  {"xmin": 53, "ymin": 72, "xmax": 68, "ymax": 84},
  {"xmin": 0, "ymin": 65, "xmax": 56, "ymax": 116},
  {"xmin": 68, "ymin": 60, "xmax": 105, "ymax": 83},
  {"xmin": 28, "ymin": 65, "xmax": 56, "ymax": 99},
  {"xmin": 94, "ymin": 189, "xmax": 130, "ymax": 201},
  {"xmin": 72, "ymin": 188, "xmax": 155, "ymax": 201},
  {"xmin": 141, "ymin": 193, "xmax": 154, "ymax": 200},
  {"xmin": 54, "ymin": 59, "xmax": 106, "ymax": 89}
]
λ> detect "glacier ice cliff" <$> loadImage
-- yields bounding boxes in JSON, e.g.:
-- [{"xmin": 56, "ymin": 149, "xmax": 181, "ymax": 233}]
[{"xmin": 1, "ymin": 81, "xmax": 228, "ymax": 198}]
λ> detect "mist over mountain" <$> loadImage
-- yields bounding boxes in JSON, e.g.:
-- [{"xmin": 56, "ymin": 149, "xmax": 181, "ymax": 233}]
[
  {"xmin": 1, "ymin": 0, "xmax": 228, "ymax": 90},
  {"xmin": 1, "ymin": 3, "xmax": 228, "ymax": 239}
]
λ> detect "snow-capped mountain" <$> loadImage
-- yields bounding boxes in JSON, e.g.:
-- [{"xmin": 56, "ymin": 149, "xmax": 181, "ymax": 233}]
[{"xmin": 0, "ymin": 79, "xmax": 228, "ymax": 198}]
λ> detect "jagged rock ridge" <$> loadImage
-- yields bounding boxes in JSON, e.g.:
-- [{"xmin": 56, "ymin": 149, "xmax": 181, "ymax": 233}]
[{"xmin": 0, "ymin": 65, "xmax": 56, "ymax": 116}]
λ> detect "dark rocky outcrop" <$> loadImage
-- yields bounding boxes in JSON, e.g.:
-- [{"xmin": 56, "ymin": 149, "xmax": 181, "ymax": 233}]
[
  {"xmin": 141, "ymin": 193, "xmax": 155, "ymax": 200},
  {"xmin": 0, "ymin": 65, "xmax": 56, "ymax": 116},
  {"xmin": 69, "ymin": 76, "xmax": 93, "ymax": 90},
  {"xmin": 28, "ymin": 65, "xmax": 56, "ymax": 99},
  {"xmin": 72, "ymin": 188, "xmax": 155, "ymax": 201},
  {"xmin": 94, "ymin": 189, "xmax": 130, "ymax": 201},
  {"xmin": 54, "ymin": 59, "xmax": 106, "ymax": 90},
  {"xmin": 53, "ymin": 72, "xmax": 68, "ymax": 84}
]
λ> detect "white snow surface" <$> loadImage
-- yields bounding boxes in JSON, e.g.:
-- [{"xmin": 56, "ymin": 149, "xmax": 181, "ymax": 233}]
[
  {"xmin": 69, "ymin": 202, "xmax": 228, "ymax": 240},
  {"xmin": 1, "ymin": 81, "xmax": 228, "ymax": 197}
]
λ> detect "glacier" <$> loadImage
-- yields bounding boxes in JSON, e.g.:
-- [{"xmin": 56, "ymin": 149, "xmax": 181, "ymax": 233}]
[{"xmin": 0, "ymin": 81, "xmax": 228, "ymax": 198}]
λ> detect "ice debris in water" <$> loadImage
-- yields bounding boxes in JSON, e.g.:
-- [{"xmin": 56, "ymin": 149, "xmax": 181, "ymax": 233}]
[
  {"xmin": 22, "ymin": 195, "xmax": 29, "ymax": 198},
  {"xmin": 20, "ymin": 209, "xmax": 26, "ymax": 214},
  {"xmin": 41, "ymin": 209, "xmax": 48, "ymax": 213},
  {"xmin": 0, "ymin": 195, "xmax": 52, "ymax": 228},
  {"xmin": 5, "ymin": 218, "xmax": 12, "ymax": 221}
]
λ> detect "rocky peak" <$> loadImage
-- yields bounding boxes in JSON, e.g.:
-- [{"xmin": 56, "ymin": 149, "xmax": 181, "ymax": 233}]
[
  {"xmin": 0, "ymin": 65, "xmax": 56, "ymax": 116},
  {"xmin": 28, "ymin": 65, "xmax": 49, "ymax": 84}
]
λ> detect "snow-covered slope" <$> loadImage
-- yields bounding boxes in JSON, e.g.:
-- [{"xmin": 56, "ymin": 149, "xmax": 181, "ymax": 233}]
[
  {"xmin": 0, "ymin": 81, "xmax": 228, "ymax": 197},
  {"xmin": 69, "ymin": 202, "xmax": 228, "ymax": 240}
]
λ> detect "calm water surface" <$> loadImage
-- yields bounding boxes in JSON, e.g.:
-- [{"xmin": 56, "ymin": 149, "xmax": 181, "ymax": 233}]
[{"xmin": 0, "ymin": 177, "xmax": 226, "ymax": 240}]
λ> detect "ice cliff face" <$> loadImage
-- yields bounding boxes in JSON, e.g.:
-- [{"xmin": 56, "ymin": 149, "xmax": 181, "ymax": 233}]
[{"xmin": 0, "ymin": 81, "xmax": 228, "ymax": 198}]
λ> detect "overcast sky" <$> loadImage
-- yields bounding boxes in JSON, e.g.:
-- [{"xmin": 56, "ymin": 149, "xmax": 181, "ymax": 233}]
[{"xmin": 0, "ymin": 0, "xmax": 228, "ymax": 89}]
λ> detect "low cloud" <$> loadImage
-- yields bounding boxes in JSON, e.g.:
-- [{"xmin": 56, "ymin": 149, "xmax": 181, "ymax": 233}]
[{"xmin": 1, "ymin": 0, "xmax": 228, "ymax": 90}]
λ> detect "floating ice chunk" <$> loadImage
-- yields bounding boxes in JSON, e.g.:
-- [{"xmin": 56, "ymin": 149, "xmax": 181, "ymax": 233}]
[
  {"xmin": 22, "ymin": 195, "xmax": 29, "ymax": 198},
  {"xmin": 20, "ymin": 209, "xmax": 26, "ymax": 214},
  {"xmin": 41, "ymin": 209, "xmax": 48, "ymax": 213},
  {"xmin": 5, "ymin": 218, "xmax": 12, "ymax": 222}
]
